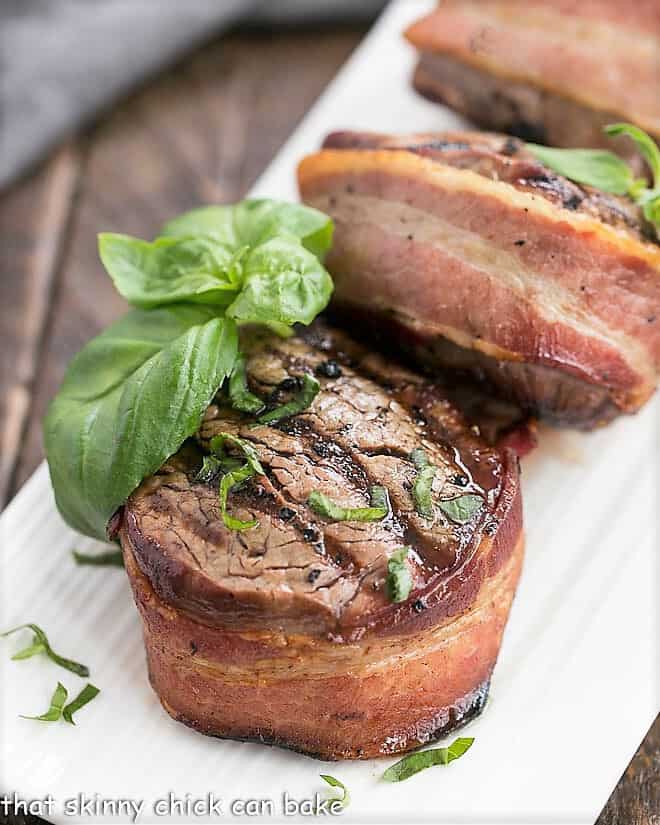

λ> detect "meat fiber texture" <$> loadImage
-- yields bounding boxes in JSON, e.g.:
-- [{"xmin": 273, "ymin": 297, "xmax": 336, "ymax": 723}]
[
  {"xmin": 404, "ymin": 0, "xmax": 660, "ymax": 163},
  {"xmin": 119, "ymin": 324, "xmax": 523, "ymax": 759},
  {"xmin": 298, "ymin": 131, "xmax": 660, "ymax": 428}
]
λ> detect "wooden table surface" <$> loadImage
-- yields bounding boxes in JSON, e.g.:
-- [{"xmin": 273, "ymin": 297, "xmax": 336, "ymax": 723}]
[{"xmin": 0, "ymin": 26, "xmax": 657, "ymax": 825}]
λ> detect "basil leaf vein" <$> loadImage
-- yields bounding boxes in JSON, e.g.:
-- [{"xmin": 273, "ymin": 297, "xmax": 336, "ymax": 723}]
[
  {"xmin": 386, "ymin": 547, "xmax": 413, "ymax": 603},
  {"xmin": 1, "ymin": 623, "xmax": 90, "ymax": 677},
  {"xmin": 21, "ymin": 682, "xmax": 68, "ymax": 722},
  {"xmin": 382, "ymin": 737, "xmax": 475, "ymax": 781}
]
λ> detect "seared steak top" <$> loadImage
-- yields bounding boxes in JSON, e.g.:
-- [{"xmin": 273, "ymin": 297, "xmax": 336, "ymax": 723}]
[
  {"xmin": 323, "ymin": 130, "xmax": 656, "ymax": 243},
  {"xmin": 123, "ymin": 324, "xmax": 520, "ymax": 640}
]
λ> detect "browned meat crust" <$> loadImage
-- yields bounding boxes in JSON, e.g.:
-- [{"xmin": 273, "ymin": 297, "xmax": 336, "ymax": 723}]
[
  {"xmin": 119, "ymin": 324, "xmax": 523, "ymax": 759},
  {"xmin": 298, "ymin": 132, "xmax": 660, "ymax": 428}
]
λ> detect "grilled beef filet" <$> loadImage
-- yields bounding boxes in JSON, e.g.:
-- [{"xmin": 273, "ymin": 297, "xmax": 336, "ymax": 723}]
[
  {"xmin": 298, "ymin": 131, "xmax": 660, "ymax": 428},
  {"xmin": 405, "ymin": 1, "xmax": 660, "ymax": 164},
  {"xmin": 118, "ymin": 324, "xmax": 523, "ymax": 760}
]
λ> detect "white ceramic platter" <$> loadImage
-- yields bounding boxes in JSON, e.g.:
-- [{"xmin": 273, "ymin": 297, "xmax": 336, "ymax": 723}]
[{"xmin": 1, "ymin": 3, "xmax": 657, "ymax": 823}]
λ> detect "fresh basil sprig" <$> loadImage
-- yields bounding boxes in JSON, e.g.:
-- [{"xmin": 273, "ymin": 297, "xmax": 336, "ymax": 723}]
[
  {"xmin": 45, "ymin": 200, "xmax": 334, "ymax": 540},
  {"xmin": 1, "ymin": 623, "xmax": 90, "ymax": 677},
  {"xmin": 320, "ymin": 775, "xmax": 350, "ymax": 809},
  {"xmin": 382, "ymin": 737, "xmax": 474, "ymax": 782},
  {"xmin": 386, "ymin": 547, "xmax": 413, "ymax": 603},
  {"xmin": 308, "ymin": 485, "xmax": 390, "ymax": 522},
  {"xmin": 526, "ymin": 123, "xmax": 660, "ymax": 230}
]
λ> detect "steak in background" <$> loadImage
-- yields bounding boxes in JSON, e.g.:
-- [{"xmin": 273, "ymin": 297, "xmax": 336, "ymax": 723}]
[
  {"xmin": 404, "ymin": 0, "xmax": 660, "ymax": 169},
  {"xmin": 119, "ymin": 323, "xmax": 523, "ymax": 760},
  {"xmin": 298, "ymin": 130, "xmax": 660, "ymax": 428}
]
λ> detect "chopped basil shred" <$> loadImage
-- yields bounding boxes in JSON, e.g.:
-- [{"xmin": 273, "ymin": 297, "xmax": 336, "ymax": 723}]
[
  {"xmin": 386, "ymin": 547, "xmax": 413, "ymax": 603},
  {"xmin": 1, "ymin": 623, "xmax": 89, "ymax": 677},
  {"xmin": 439, "ymin": 494, "xmax": 483, "ymax": 524},
  {"xmin": 72, "ymin": 549, "xmax": 124, "ymax": 567},
  {"xmin": 527, "ymin": 123, "xmax": 660, "ymax": 231},
  {"xmin": 308, "ymin": 485, "xmax": 390, "ymax": 522},
  {"xmin": 209, "ymin": 433, "xmax": 264, "ymax": 531},
  {"xmin": 228, "ymin": 355, "xmax": 264, "ymax": 414},
  {"xmin": 62, "ymin": 683, "xmax": 100, "ymax": 724},
  {"xmin": 21, "ymin": 682, "xmax": 68, "ymax": 722},
  {"xmin": 320, "ymin": 775, "xmax": 350, "ymax": 809},
  {"xmin": 410, "ymin": 448, "xmax": 436, "ymax": 518},
  {"xmin": 194, "ymin": 454, "xmax": 223, "ymax": 484},
  {"xmin": 257, "ymin": 373, "xmax": 320, "ymax": 425},
  {"xmin": 382, "ymin": 737, "xmax": 475, "ymax": 782}
]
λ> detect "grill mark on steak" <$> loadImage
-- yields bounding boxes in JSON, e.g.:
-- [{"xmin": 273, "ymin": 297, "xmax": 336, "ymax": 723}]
[{"xmin": 124, "ymin": 323, "xmax": 517, "ymax": 637}]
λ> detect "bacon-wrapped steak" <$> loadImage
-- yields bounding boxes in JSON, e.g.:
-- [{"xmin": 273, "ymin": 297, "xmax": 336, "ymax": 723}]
[{"xmin": 119, "ymin": 324, "xmax": 523, "ymax": 759}]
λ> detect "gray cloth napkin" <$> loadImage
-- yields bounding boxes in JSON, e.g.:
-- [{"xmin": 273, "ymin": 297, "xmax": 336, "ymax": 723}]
[{"xmin": 0, "ymin": 0, "xmax": 385, "ymax": 188}]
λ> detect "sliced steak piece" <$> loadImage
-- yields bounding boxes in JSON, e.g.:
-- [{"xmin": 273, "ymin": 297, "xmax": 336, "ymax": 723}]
[
  {"xmin": 405, "ymin": 1, "xmax": 660, "ymax": 166},
  {"xmin": 119, "ymin": 323, "xmax": 523, "ymax": 760},
  {"xmin": 298, "ymin": 131, "xmax": 660, "ymax": 428}
]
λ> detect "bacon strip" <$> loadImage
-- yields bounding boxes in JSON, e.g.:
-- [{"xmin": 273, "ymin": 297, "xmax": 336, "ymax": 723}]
[
  {"xmin": 298, "ymin": 131, "xmax": 660, "ymax": 427},
  {"xmin": 405, "ymin": 1, "xmax": 660, "ymax": 156}
]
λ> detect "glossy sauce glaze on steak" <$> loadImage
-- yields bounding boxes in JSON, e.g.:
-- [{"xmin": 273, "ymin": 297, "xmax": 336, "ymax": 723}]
[
  {"xmin": 405, "ymin": 1, "xmax": 660, "ymax": 166},
  {"xmin": 298, "ymin": 131, "xmax": 660, "ymax": 428},
  {"xmin": 118, "ymin": 323, "xmax": 523, "ymax": 759}
]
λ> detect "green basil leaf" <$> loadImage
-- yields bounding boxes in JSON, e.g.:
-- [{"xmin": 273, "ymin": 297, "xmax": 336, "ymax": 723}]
[
  {"xmin": 2, "ymin": 623, "xmax": 90, "ymax": 677},
  {"xmin": 44, "ymin": 306, "xmax": 238, "ymax": 540},
  {"xmin": 386, "ymin": 546, "xmax": 413, "ymax": 603},
  {"xmin": 604, "ymin": 123, "xmax": 660, "ymax": 187},
  {"xmin": 438, "ymin": 494, "xmax": 483, "ymax": 524},
  {"xmin": 72, "ymin": 549, "xmax": 124, "ymax": 567},
  {"xmin": 410, "ymin": 448, "xmax": 436, "ymax": 518},
  {"xmin": 226, "ymin": 236, "xmax": 333, "ymax": 329},
  {"xmin": 320, "ymin": 775, "xmax": 350, "ymax": 809},
  {"xmin": 228, "ymin": 355, "xmax": 264, "ymax": 414},
  {"xmin": 308, "ymin": 485, "xmax": 390, "ymax": 523},
  {"xmin": 99, "ymin": 234, "xmax": 241, "ymax": 309},
  {"xmin": 525, "ymin": 144, "xmax": 633, "ymax": 195},
  {"xmin": 257, "ymin": 374, "xmax": 320, "ymax": 425},
  {"xmin": 21, "ymin": 682, "xmax": 68, "ymax": 723},
  {"xmin": 62, "ymin": 683, "xmax": 100, "ymax": 725},
  {"xmin": 382, "ymin": 737, "xmax": 475, "ymax": 782},
  {"xmin": 210, "ymin": 433, "xmax": 265, "ymax": 531},
  {"xmin": 194, "ymin": 454, "xmax": 223, "ymax": 484},
  {"xmin": 161, "ymin": 199, "xmax": 333, "ymax": 259}
]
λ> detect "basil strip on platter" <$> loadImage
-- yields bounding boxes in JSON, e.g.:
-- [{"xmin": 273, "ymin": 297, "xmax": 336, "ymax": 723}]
[
  {"xmin": 21, "ymin": 682, "xmax": 68, "ymax": 722},
  {"xmin": 319, "ymin": 775, "xmax": 350, "ymax": 809},
  {"xmin": 62, "ymin": 683, "xmax": 100, "ymax": 724},
  {"xmin": 382, "ymin": 737, "xmax": 475, "ymax": 782},
  {"xmin": 1, "ymin": 623, "xmax": 90, "ymax": 677},
  {"xmin": 45, "ymin": 306, "xmax": 238, "ymax": 540}
]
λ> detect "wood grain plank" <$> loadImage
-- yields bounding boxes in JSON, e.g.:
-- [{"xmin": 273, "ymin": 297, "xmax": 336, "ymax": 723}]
[{"xmin": 0, "ymin": 144, "xmax": 81, "ymax": 505}]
